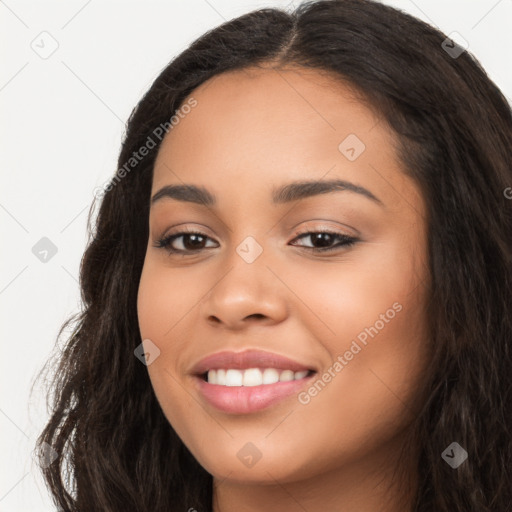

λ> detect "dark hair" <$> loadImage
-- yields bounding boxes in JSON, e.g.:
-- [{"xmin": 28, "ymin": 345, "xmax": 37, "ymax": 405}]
[{"xmin": 35, "ymin": 0, "xmax": 512, "ymax": 510}]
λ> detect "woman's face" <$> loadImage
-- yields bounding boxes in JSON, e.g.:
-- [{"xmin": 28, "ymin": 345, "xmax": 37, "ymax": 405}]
[{"xmin": 137, "ymin": 66, "xmax": 430, "ymax": 485}]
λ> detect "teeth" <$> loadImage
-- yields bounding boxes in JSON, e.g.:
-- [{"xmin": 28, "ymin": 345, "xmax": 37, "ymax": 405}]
[
  {"xmin": 243, "ymin": 368, "xmax": 263, "ymax": 386},
  {"xmin": 206, "ymin": 368, "xmax": 311, "ymax": 386},
  {"xmin": 216, "ymin": 369, "xmax": 226, "ymax": 385},
  {"xmin": 262, "ymin": 368, "xmax": 279, "ymax": 384},
  {"xmin": 225, "ymin": 369, "xmax": 242, "ymax": 386},
  {"xmin": 280, "ymin": 370, "xmax": 295, "ymax": 382}
]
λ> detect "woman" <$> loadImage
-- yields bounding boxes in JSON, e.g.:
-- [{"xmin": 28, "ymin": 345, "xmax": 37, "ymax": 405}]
[{"xmin": 36, "ymin": 0, "xmax": 512, "ymax": 510}]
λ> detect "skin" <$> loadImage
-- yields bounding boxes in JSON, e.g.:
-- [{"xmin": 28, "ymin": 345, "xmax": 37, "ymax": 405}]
[{"xmin": 137, "ymin": 65, "xmax": 431, "ymax": 512}]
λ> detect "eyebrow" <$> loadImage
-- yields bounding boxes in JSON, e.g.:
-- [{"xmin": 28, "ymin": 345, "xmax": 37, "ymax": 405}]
[{"xmin": 151, "ymin": 179, "xmax": 383, "ymax": 207}]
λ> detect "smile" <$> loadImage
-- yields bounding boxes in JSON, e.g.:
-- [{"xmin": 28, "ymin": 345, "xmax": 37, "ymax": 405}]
[
  {"xmin": 203, "ymin": 367, "xmax": 314, "ymax": 386},
  {"xmin": 190, "ymin": 349, "xmax": 318, "ymax": 414}
]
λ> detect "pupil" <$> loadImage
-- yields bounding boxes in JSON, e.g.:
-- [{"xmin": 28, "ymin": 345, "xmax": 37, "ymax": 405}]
[
  {"xmin": 185, "ymin": 234, "xmax": 204, "ymax": 250},
  {"xmin": 313, "ymin": 233, "xmax": 333, "ymax": 247}
]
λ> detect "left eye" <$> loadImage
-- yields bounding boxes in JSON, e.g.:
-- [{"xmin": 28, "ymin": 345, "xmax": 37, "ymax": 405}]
[
  {"xmin": 154, "ymin": 230, "xmax": 358, "ymax": 254},
  {"xmin": 290, "ymin": 231, "xmax": 358, "ymax": 252}
]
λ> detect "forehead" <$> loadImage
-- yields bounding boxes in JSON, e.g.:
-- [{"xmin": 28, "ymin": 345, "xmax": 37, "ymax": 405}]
[
  {"xmin": 155, "ymin": 66, "xmax": 382, "ymax": 161},
  {"xmin": 151, "ymin": 66, "xmax": 413, "ymax": 211}
]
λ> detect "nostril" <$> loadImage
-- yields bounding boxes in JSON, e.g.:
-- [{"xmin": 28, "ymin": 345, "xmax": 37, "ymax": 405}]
[{"xmin": 247, "ymin": 314, "xmax": 265, "ymax": 320}]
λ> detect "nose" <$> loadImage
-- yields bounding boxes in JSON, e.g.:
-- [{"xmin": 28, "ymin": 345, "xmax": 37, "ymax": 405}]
[{"xmin": 200, "ymin": 247, "xmax": 288, "ymax": 331}]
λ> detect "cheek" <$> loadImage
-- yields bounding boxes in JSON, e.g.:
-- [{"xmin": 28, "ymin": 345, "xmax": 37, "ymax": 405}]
[
  {"xmin": 287, "ymin": 236, "xmax": 425, "ymax": 341},
  {"xmin": 136, "ymin": 258, "xmax": 213, "ymax": 405},
  {"xmin": 137, "ymin": 261, "xmax": 190, "ymax": 393},
  {"xmin": 137, "ymin": 260, "xmax": 203, "ymax": 342}
]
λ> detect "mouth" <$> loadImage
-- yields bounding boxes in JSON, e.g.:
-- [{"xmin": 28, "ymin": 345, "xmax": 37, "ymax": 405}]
[
  {"xmin": 193, "ymin": 368, "xmax": 318, "ymax": 416},
  {"xmin": 190, "ymin": 349, "xmax": 318, "ymax": 414}
]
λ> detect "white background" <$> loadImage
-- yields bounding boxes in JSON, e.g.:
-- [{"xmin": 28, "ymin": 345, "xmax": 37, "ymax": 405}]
[{"xmin": 1, "ymin": 0, "xmax": 511, "ymax": 509}]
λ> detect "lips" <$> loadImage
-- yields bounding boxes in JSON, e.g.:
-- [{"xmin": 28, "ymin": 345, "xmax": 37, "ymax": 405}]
[
  {"xmin": 190, "ymin": 348, "xmax": 317, "ymax": 376},
  {"xmin": 190, "ymin": 349, "xmax": 318, "ymax": 414}
]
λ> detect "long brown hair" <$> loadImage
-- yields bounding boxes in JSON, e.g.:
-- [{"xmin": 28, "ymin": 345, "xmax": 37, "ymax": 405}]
[{"xmin": 36, "ymin": 1, "xmax": 512, "ymax": 510}]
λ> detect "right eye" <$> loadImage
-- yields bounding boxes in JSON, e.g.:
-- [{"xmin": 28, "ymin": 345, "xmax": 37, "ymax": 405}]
[{"xmin": 154, "ymin": 230, "xmax": 219, "ymax": 254}]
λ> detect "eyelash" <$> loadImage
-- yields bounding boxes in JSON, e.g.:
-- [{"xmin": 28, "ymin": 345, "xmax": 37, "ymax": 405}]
[{"xmin": 154, "ymin": 227, "xmax": 358, "ymax": 255}]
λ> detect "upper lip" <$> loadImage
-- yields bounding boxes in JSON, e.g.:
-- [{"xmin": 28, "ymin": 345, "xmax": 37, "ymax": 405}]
[{"xmin": 190, "ymin": 349, "xmax": 317, "ymax": 375}]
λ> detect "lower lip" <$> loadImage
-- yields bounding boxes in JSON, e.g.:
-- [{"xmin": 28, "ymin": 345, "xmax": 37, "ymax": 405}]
[{"xmin": 194, "ymin": 373, "xmax": 316, "ymax": 414}]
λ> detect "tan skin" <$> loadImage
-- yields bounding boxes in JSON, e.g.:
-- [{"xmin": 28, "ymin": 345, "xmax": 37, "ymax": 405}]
[{"xmin": 137, "ymin": 65, "xmax": 430, "ymax": 512}]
